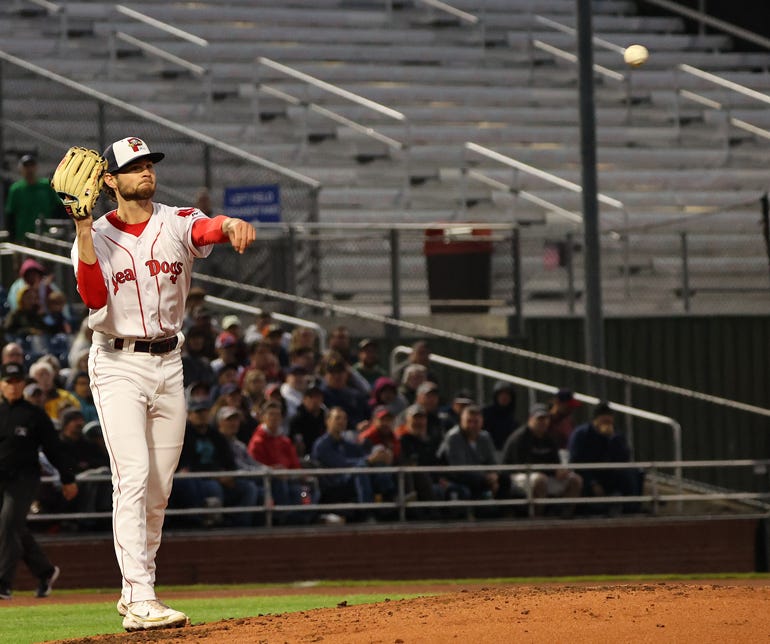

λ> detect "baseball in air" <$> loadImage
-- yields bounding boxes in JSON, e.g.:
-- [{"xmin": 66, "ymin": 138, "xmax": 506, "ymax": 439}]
[{"xmin": 623, "ymin": 44, "xmax": 649, "ymax": 67}]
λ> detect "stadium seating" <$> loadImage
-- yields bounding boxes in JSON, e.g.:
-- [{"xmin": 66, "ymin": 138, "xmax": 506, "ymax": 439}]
[{"xmin": 2, "ymin": 0, "xmax": 770, "ymax": 315}]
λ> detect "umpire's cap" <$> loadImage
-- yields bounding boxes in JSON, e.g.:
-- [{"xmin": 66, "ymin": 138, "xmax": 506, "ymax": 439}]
[
  {"xmin": 103, "ymin": 136, "xmax": 164, "ymax": 174},
  {"xmin": 1, "ymin": 363, "xmax": 25, "ymax": 381}
]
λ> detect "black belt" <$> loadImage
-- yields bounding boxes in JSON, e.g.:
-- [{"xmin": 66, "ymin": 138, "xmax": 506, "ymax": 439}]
[{"xmin": 113, "ymin": 336, "xmax": 179, "ymax": 355}]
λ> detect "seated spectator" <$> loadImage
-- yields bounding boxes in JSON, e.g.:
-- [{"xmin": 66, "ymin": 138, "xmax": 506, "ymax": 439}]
[
  {"xmin": 311, "ymin": 407, "xmax": 393, "ymax": 515},
  {"xmin": 359, "ymin": 406, "xmax": 401, "ymax": 465},
  {"xmin": 55, "ymin": 408, "xmax": 111, "ymax": 529},
  {"xmin": 220, "ymin": 314, "xmax": 249, "ymax": 366},
  {"xmin": 174, "ymin": 400, "xmax": 259, "ymax": 527},
  {"xmin": 6, "ymin": 259, "xmax": 61, "ymax": 315},
  {"xmin": 264, "ymin": 324, "xmax": 290, "ymax": 368},
  {"xmin": 210, "ymin": 362, "xmax": 240, "ymax": 401},
  {"xmin": 319, "ymin": 351, "xmax": 368, "ymax": 429},
  {"xmin": 42, "ymin": 291, "xmax": 72, "ymax": 336},
  {"xmin": 245, "ymin": 340, "xmax": 282, "ymax": 384},
  {"xmin": 182, "ymin": 326, "xmax": 215, "ymax": 387},
  {"xmin": 410, "ymin": 381, "xmax": 445, "ymax": 440},
  {"xmin": 2, "ymin": 342, "xmax": 26, "ymax": 366},
  {"xmin": 368, "ymin": 376, "xmax": 408, "ymax": 419},
  {"xmin": 247, "ymin": 401, "xmax": 312, "ymax": 522},
  {"xmin": 398, "ymin": 364, "xmax": 427, "ymax": 406},
  {"xmin": 280, "ymin": 364, "xmax": 310, "ymax": 420},
  {"xmin": 186, "ymin": 305, "xmax": 217, "ymax": 359},
  {"xmin": 241, "ymin": 367, "xmax": 267, "ymax": 410},
  {"xmin": 214, "ymin": 382, "xmax": 258, "ymax": 444},
  {"xmin": 353, "ymin": 338, "xmax": 387, "ymax": 386},
  {"xmin": 547, "ymin": 388, "xmax": 582, "ymax": 451},
  {"xmin": 436, "ymin": 405, "xmax": 512, "ymax": 505},
  {"xmin": 5, "ymin": 285, "xmax": 48, "ymax": 338},
  {"xmin": 288, "ymin": 345, "xmax": 317, "ymax": 375},
  {"xmin": 399, "ymin": 404, "xmax": 447, "ymax": 507},
  {"xmin": 482, "ymin": 380, "xmax": 518, "ymax": 451},
  {"xmin": 568, "ymin": 401, "xmax": 643, "ymax": 515},
  {"xmin": 29, "ymin": 360, "xmax": 80, "ymax": 423},
  {"xmin": 441, "ymin": 389, "xmax": 475, "ymax": 434},
  {"xmin": 287, "ymin": 325, "xmax": 319, "ymax": 356},
  {"xmin": 67, "ymin": 371, "xmax": 99, "ymax": 424},
  {"xmin": 406, "ymin": 339, "xmax": 440, "ymax": 384},
  {"xmin": 327, "ymin": 325, "xmax": 356, "ymax": 364},
  {"xmin": 211, "ymin": 332, "xmax": 244, "ymax": 376},
  {"xmin": 23, "ymin": 381, "xmax": 45, "ymax": 407},
  {"xmin": 501, "ymin": 404, "xmax": 582, "ymax": 517},
  {"xmin": 289, "ymin": 382, "xmax": 327, "ymax": 459}
]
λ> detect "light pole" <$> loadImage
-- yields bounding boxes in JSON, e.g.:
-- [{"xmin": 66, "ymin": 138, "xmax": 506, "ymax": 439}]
[{"xmin": 576, "ymin": 0, "xmax": 606, "ymax": 396}]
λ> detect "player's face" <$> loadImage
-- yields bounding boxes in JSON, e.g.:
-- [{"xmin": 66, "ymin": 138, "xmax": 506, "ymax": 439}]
[{"xmin": 112, "ymin": 159, "xmax": 156, "ymax": 201}]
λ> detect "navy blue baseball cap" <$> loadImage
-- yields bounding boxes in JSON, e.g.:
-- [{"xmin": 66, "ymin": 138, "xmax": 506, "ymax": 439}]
[
  {"xmin": 1, "ymin": 363, "xmax": 25, "ymax": 381},
  {"xmin": 103, "ymin": 136, "xmax": 164, "ymax": 174}
]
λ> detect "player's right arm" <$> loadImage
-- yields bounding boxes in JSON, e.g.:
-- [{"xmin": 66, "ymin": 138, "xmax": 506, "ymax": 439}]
[{"xmin": 73, "ymin": 217, "xmax": 108, "ymax": 309}]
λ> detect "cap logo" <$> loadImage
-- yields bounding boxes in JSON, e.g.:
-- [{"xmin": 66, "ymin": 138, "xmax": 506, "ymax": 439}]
[{"xmin": 126, "ymin": 137, "xmax": 145, "ymax": 152}]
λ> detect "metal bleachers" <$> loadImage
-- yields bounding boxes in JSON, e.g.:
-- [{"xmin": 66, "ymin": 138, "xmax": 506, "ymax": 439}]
[{"xmin": 3, "ymin": 0, "xmax": 770, "ymax": 315}]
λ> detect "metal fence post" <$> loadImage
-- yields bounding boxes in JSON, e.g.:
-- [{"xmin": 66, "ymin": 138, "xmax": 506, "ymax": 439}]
[
  {"xmin": 397, "ymin": 469, "xmax": 406, "ymax": 522},
  {"xmin": 285, "ymin": 226, "xmax": 297, "ymax": 316},
  {"xmin": 389, "ymin": 228, "xmax": 402, "ymax": 342},
  {"xmin": 202, "ymin": 143, "xmax": 211, "ymax": 189},
  {"xmin": 475, "ymin": 345, "xmax": 484, "ymax": 403},
  {"xmin": 264, "ymin": 471, "xmax": 273, "ymax": 528},
  {"xmin": 511, "ymin": 226, "xmax": 525, "ymax": 338},
  {"xmin": 680, "ymin": 231, "xmax": 691, "ymax": 313},
  {"xmin": 565, "ymin": 232, "xmax": 576, "ymax": 315}
]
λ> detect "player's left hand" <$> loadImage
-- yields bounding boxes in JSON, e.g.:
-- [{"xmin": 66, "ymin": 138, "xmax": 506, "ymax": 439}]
[{"xmin": 222, "ymin": 217, "xmax": 256, "ymax": 254}]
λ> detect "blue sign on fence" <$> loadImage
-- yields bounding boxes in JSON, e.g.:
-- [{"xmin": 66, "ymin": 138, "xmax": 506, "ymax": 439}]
[{"xmin": 223, "ymin": 184, "xmax": 281, "ymax": 223}]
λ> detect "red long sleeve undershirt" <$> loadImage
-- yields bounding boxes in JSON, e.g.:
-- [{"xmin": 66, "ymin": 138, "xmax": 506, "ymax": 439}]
[{"xmin": 76, "ymin": 214, "xmax": 229, "ymax": 310}]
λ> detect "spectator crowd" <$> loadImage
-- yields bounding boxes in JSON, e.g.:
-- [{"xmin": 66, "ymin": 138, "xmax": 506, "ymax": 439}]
[{"xmin": 0, "ymin": 264, "xmax": 644, "ymax": 530}]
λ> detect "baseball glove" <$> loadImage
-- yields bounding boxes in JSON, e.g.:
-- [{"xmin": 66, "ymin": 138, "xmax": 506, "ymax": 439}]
[{"xmin": 51, "ymin": 147, "xmax": 108, "ymax": 220}]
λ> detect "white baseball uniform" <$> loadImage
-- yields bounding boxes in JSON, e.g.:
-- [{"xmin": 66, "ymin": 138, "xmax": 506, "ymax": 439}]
[{"xmin": 71, "ymin": 202, "xmax": 213, "ymax": 603}]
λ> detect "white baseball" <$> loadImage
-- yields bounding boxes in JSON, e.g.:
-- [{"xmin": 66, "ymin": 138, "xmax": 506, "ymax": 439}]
[{"xmin": 623, "ymin": 44, "xmax": 649, "ymax": 67}]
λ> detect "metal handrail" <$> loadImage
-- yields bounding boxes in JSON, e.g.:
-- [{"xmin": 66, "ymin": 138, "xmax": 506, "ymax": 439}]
[
  {"xmin": 0, "ymin": 48, "xmax": 320, "ymax": 189},
  {"xmin": 640, "ymin": 0, "xmax": 770, "ymax": 50},
  {"xmin": 30, "ymin": 460, "xmax": 770, "ymax": 526},
  {"xmin": 461, "ymin": 141, "xmax": 631, "ymax": 296},
  {"xmin": 389, "ymin": 345, "xmax": 684, "ymax": 494},
  {"xmin": 675, "ymin": 64, "xmax": 770, "ymax": 144},
  {"xmin": 5, "ymin": 239, "xmax": 769, "ymax": 423},
  {"xmin": 109, "ymin": 5, "xmax": 212, "ymax": 108},
  {"xmin": 254, "ymin": 57, "xmax": 411, "ymax": 206}
]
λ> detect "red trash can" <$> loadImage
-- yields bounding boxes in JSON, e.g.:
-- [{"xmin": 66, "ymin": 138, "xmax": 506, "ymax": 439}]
[{"xmin": 423, "ymin": 226, "xmax": 493, "ymax": 313}]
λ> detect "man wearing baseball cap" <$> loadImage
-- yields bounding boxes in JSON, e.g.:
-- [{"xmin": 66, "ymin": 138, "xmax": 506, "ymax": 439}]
[
  {"xmin": 67, "ymin": 135, "xmax": 256, "ymax": 631},
  {"xmin": 5, "ymin": 153, "xmax": 66, "ymax": 242},
  {"xmin": 0, "ymin": 363, "xmax": 78, "ymax": 600}
]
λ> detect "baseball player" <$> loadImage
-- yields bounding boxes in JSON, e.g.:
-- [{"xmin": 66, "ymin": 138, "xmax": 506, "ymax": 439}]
[{"xmin": 63, "ymin": 137, "xmax": 255, "ymax": 631}]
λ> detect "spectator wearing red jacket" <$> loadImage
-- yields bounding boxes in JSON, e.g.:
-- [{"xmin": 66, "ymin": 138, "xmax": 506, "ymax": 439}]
[{"xmin": 247, "ymin": 401, "xmax": 309, "ymax": 522}]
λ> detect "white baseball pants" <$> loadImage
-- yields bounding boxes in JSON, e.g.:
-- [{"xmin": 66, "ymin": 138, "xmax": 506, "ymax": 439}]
[{"xmin": 89, "ymin": 343, "xmax": 185, "ymax": 603}]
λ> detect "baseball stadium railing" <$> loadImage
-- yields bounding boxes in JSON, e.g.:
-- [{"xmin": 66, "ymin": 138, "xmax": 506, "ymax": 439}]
[
  {"xmin": 389, "ymin": 344, "xmax": 684, "ymax": 495},
  {"xmin": 252, "ymin": 56, "xmax": 412, "ymax": 207},
  {"xmin": 29, "ymin": 460, "xmax": 770, "ymax": 529}
]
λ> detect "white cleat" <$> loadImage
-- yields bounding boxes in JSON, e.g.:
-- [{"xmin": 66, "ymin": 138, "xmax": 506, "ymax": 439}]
[
  {"xmin": 122, "ymin": 599, "xmax": 189, "ymax": 631},
  {"xmin": 116, "ymin": 597, "xmax": 128, "ymax": 616}
]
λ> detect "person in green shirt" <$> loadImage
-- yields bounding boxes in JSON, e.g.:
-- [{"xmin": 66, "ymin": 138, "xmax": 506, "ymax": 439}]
[{"xmin": 4, "ymin": 155, "xmax": 66, "ymax": 242}]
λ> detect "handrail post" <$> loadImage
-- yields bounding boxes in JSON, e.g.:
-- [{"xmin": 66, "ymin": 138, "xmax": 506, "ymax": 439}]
[
  {"xmin": 108, "ymin": 30, "xmax": 116, "ymax": 81},
  {"xmin": 299, "ymin": 85, "xmax": 309, "ymax": 161},
  {"xmin": 565, "ymin": 232, "xmax": 576, "ymax": 315},
  {"xmin": 264, "ymin": 471, "xmax": 273, "ymax": 528},
  {"xmin": 202, "ymin": 143, "xmax": 211, "ymax": 190},
  {"xmin": 672, "ymin": 421, "xmax": 683, "ymax": 512},
  {"xmin": 624, "ymin": 381, "xmax": 635, "ymax": 455},
  {"xmin": 673, "ymin": 67, "xmax": 682, "ymax": 143},
  {"xmin": 397, "ymin": 468, "xmax": 406, "ymax": 522},
  {"xmin": 252, "ymin": 60, "xmax": 262, "ymax": 143},
  {"xmin": 512, "ymin": 226, "xmax": 524, "ymax": 337},
  {"xmin": 401, "ymin": 120, "xmax": 412, "ymax": 208},
  {"xmin": 680, "ymin": 231, "xmax": 691, "ymax": 313},
  {"xmin": 389, "ymin": 228, "xmax": 402, "ymax": 340},
  {"xmin": 459, "ymin": 145, "xmax": 469, "ymax": 215},
  {"xmin": 475, "ymin": 345, "xmax": 484, "ymax": 404},
  {"xmin": 622, "ymin": 209, "xmax": 631, "ymax": 299}
]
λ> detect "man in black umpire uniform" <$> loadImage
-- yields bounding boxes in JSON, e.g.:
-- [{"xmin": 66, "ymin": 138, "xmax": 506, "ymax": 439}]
[{"xmin": 0, "ymin": 362, "xmax": 78, "ymax": 599}]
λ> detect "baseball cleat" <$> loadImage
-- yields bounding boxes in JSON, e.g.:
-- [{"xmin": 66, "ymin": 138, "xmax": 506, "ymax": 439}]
[
  {"xmin": 117, "ymin": 597, "xmax": 128, "ymax": 616},
  {"xmin": 122, "ymin": 599, "xmax": 189, "ymax": 631},
  {"xmin": 36, "ymin": 566, "xmax": 60, "ymax": 598}
]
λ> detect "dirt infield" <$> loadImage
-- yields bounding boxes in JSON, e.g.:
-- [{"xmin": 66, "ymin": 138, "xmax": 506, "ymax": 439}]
[{"xmin": 52, "ymin": 581, "xmax": 770, "ymax": 643}]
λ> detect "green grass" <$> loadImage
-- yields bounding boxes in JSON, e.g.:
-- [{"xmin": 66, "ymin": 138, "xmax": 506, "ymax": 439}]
[
  {"xmin": 0, "ymin": 593, "xmax": 424, "ymax": 644},
  {"xmin": 1, "ymin": 573, "xmax": 766, "ymax": 643}
]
